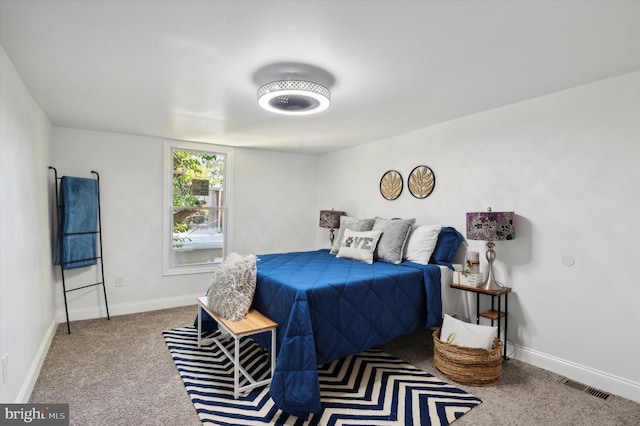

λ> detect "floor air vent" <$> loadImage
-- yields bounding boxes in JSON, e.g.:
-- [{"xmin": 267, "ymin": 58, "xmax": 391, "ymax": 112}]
[{"xmin": 560, "ymin": 378, "xmax": 612, "ymax": 401}]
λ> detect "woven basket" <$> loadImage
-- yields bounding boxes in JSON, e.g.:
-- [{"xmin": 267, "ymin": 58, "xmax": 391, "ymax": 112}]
[{"xmin": 433, "ymin": 328, "xmax": 503, "ymax": 386}]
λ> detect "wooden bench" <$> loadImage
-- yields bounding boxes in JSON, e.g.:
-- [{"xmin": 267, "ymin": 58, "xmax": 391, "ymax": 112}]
[{"xmin": 196, "ymin": 296, "xmax": 277, "ymax": 399}]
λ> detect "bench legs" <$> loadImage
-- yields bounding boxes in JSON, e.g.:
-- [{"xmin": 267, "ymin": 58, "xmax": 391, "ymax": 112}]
[{"xmin": 197, "ymin": 305, "xmax": 276, "ymax": 399}]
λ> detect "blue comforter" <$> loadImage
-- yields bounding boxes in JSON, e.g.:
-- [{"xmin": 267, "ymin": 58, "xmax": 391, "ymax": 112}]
[{"xmin": 249, "ymin": 249, "xmax": 442, "ymax": 417}]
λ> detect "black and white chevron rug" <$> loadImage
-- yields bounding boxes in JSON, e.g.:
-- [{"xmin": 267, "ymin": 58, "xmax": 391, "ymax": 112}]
[{"xmin": 163, "ymin": 327, "xmax": 481, "ymax": 425}]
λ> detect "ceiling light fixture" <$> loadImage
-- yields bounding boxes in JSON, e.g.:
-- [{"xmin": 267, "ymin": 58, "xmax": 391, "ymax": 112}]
[{"xmin": 257, "ymin": 80, "xmax": 331, "ymax": 115}]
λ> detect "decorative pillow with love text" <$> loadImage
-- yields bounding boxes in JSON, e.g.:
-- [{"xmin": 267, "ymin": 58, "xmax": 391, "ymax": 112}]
[{"xmin": 336, "ymin": 229, "xmax": 383, "ymax": 264}]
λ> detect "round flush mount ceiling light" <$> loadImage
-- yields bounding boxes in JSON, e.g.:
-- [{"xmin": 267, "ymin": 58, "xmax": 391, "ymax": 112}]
[{"xmin": 257, "ymin": 80, "xmax": 331, "ymax": 115}]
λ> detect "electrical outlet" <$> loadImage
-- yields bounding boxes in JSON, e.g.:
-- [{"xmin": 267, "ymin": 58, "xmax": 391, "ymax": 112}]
[
  {"xmin": 115, "ymin": 275, "xmax": 125, "ymax": 287},
  {"xmin": 2, "ymin": 353, "xmax": 8, "ymax": 384}
]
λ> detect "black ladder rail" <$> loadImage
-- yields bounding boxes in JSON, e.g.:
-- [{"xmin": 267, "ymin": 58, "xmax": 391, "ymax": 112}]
[
  {"xmin": 49, "ymin": 167, "xmax": 110, "ymax": 334},
  {"xmin": 49, "ymin": 166, "xmax": 70, "ymax": 334},
  {"xmin": 91, "ymin": 170, "xmax": 110, "ymax": 323}
]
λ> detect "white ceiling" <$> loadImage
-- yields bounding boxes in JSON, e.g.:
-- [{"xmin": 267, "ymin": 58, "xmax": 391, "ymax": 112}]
[{"xmin": 1, "ymin": 1, "xmax": 639, "ymax": 155}]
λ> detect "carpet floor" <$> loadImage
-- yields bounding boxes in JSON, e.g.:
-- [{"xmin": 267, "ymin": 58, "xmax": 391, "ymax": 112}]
[{"xmin": 29, "ymin": 305, "xmax": 640, "ymax": 425}]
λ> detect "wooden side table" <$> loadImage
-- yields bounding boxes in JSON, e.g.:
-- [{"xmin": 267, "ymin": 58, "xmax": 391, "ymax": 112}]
[{"xmin": 449, "ymin": 283, "xmax": 512, "ymax": 360}]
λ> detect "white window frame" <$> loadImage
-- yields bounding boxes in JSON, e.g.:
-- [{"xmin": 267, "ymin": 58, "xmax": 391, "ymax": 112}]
[{"xmin": 162, "ymin": 140, "xmax": 234, "ymax": 276}]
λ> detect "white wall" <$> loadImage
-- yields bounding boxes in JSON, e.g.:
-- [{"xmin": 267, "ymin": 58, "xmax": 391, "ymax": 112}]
[
  {"xmin": 0, "ymin": 46, "xmax": 55, "ymax": 403},
  {"xmin": 51, "ymin": 128, "xmax": 318, "ymax": 320},
  {"xmin": 232, "ymin": 147, "xmax": 319, "ymax": 254},
  {"xmin": 316, "ymin": 72, "xmax": 640, "ymax": 402}
]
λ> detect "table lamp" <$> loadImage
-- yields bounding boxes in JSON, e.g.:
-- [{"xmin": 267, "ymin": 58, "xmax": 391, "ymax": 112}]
[
  {"xmin": 319, "ymin": 209, "xmax": 346, "ymax": 246},
  {"xmin": 466, "ymin": 208, "xmax": 515, "ymax": 291}
]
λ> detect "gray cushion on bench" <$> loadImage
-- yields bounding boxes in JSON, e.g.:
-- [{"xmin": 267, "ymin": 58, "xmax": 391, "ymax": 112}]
[{"xmin": 207, "ymin": 253, "xmax": 257, "ymax": 321}]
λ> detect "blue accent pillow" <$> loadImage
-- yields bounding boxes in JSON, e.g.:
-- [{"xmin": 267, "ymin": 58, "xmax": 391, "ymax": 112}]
[{"xmin": 429, "ymin": 227, "xmax": 464, "ymax": 269}]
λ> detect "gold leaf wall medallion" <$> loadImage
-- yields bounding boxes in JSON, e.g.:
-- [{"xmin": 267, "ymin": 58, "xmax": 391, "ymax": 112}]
[
  {"xmin": 408, "ymin": 165, "xmax": 435, "ymax": 199},
  {"xmin": 380, "ymin": 170, "xmax": 403, "ymax": 200}
]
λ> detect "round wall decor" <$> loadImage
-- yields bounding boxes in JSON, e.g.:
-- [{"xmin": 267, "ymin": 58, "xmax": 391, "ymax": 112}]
[
  {"xmin": 380, "ymin": 170, "xmax": 403, "ymax": 200},
  {"xmin": 408, "ymin": 165, "xmax": 436, "ymax": 199}
]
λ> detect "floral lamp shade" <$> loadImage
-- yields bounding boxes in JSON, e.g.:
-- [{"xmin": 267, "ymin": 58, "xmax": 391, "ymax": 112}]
[
  {"xmin": 319, "ymin": 209, "xmax": 346, "ymax": 246},
  {"xmin": 465, "ymin": 208, "xmax": 515, "ymax": 291},
  {"xmin": 319, "ymin": 209, "xmax": 346, "ymax": 230},
  {"xmin": 466, "ymin": 210, "xmax": 515, "ymax": 242}
]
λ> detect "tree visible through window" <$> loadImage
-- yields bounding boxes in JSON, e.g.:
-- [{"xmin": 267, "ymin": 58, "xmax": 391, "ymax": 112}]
[{"xmin": 171, "ymin": 149, "xmax": 225, "ymax": 267}]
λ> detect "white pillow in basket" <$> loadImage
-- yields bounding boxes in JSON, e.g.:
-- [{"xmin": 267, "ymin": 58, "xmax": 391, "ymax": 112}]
[{"xmin": 440, "ymin": 314, "xmax": 497, "ymax": 350}]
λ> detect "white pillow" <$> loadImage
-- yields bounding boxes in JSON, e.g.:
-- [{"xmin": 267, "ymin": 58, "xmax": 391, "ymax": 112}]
[
  {"xmin": 439, "ymin": 313, "xmax": 497, "ymax": 350},
  {"xmin": 404, "ymin": 224, "xmax": 442, "ymax": 264},
  {"xmin": 337, "ymin": 229, "xmax": 382, "ymax": 264}
]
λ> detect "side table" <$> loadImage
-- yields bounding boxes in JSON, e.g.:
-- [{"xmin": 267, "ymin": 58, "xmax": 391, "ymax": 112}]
[{"xmin": 449, "ymin": 283, "xmax": 512, "ymax": 360}]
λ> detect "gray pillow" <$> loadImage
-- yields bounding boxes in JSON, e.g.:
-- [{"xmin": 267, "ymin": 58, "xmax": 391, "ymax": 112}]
[
  {"xmin": 207, "ymin": 253, "xmax": 257, "ymax": 321},
  {"xmin": 330, "ymin": 216, "xmax": 376, "ymax": 254},
  {"xmin": 373, "ymin": 217, "xmax": 416, "ymax": 264}
]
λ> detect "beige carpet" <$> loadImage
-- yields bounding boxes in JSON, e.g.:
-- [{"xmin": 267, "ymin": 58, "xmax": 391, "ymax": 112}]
[{"xmin": 30, "ymin": 305, "xmax": 640, "ymax": 425}]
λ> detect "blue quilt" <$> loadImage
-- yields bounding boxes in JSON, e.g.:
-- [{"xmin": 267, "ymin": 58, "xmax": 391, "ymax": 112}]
[{"xmin": 248, "ymin": 249, "xmax": 443, "ymax": 417}]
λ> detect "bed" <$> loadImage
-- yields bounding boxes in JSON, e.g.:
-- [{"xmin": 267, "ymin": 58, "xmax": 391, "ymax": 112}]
[
  {"xmin": 198, "ymin": 224, "xmax": 463, "ymax": 417},
  {"xmin": 253, "ymin": 249, "xmax": 444, "ymax": 416}
]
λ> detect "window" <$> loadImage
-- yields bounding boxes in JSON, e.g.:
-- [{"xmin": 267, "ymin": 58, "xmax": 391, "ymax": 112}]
[{"xmin": 163, "ymin": 141, "xmax": 233, "ymax": 275}]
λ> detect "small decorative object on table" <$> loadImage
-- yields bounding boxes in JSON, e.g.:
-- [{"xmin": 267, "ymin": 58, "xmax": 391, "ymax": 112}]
[
  {"xmin": 466, "ymin": 251, "xmax": 480, "ymax": 270},
  {"xmin": 453, "ymin": 268, "xmax": 484, "ymax": 287}
]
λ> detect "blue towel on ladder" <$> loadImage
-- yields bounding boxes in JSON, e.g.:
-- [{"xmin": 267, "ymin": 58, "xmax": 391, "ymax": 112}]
[{"xmin": 54, "ymin": 176, "xmax": 98, "ymax": 270}]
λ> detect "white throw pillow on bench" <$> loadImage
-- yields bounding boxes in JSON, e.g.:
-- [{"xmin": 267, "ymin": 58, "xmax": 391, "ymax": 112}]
[{"xmin": 439, "ymin": 313, "xmax": 497, "ymax": 350}]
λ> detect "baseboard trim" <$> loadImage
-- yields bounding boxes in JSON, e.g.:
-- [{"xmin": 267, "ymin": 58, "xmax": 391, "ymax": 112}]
[
  {"xmin": 16, "ymin": 319, "xmax": 57, "ymax": 403},
  {"xmin": 512, "ymin": 342, "xmax": 640, "ymax": 404},
  {"xmin": 55, "ymin": 293, "xmax": 201, "ymax": 323}
]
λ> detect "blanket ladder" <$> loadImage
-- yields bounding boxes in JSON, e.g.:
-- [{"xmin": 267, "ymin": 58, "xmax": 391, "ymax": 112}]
[{"xmin": 49, "ymin": 167, "xmax": 110, "ymax": 334}]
